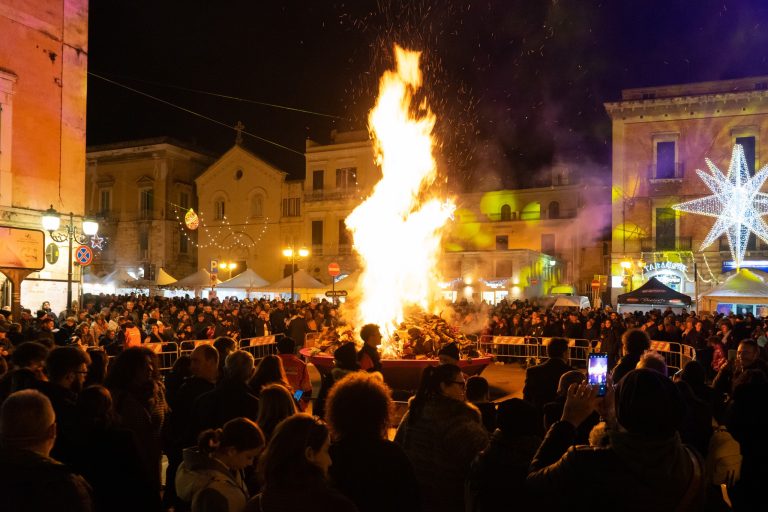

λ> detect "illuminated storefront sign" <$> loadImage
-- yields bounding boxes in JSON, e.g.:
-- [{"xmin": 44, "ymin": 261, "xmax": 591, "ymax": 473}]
[{"xmin": 643, "ymin": 261, "xmax": 687, "ymax": 274}]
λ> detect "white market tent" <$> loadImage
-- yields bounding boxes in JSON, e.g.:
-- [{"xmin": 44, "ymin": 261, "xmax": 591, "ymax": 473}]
[
  {"xmin": 170, "ymin": 268, "xmax": 220, "ymax": 297},
  {"xmin": 155, "ymin": 267, "xmax": 177, "ymax": 286},
  {"xmin": 217, "ymin": 268, "xmax": 270, "ymax": 299},
  {"xmin": 260, "ymin": 269, "xmax": 327, "ymax": 300},
  {"xmin": 332, "ymin": 270, "xmax": 360, "ymax": 291},
  {"xmin": 700, "ymin": 269, "xmax": 768, "ymax": 311}
]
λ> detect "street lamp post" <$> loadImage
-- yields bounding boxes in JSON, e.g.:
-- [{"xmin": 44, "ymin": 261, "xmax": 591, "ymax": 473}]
[
  {"xmin": 41, "ymin": 206, "xmax": 98, "ymax": 313},
  {"xmin": 282, "ymin": 246, "xmax": 309, "ymax": 302},
  {"xmin": 220, "ymin": 262, "xmax": 238, "ymax": 281}
]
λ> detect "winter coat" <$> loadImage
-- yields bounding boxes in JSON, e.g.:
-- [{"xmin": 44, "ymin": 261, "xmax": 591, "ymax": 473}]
[
  {"xmin": 467, "ymin": 430, "xmax": 541, "ymax": 512},
  {"xmin": 0, "ymin": 447, "xmax": 93, "ymax": 512},
  {"xmin": 523, "ymin": 357, "xmax": 573, "ymax": 410},
  {"xmin": 176, "ymin": 447, "xmax": 250, "ymax": 512},
  {"xmin": 329, "ymin": 436, "xmax": 420, "ymax": 512},
  {"xmin": 394, "ymin": 395, "xmax": 488, "ymax": 512},
  {"xmin": 527, "ymin": 421, "xmax": 702, "ymax": 511}
]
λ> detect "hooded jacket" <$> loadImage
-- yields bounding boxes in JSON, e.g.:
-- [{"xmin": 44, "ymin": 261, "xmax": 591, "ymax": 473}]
[{"xmin": 176, "ymin": 447, "xmax": 249, "ymax": 512}]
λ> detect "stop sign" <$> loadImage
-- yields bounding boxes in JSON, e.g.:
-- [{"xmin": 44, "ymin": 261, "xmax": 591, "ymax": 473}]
[{"xmin": 328, "ymin": 262, "xmax": 341, "ymax": 277}]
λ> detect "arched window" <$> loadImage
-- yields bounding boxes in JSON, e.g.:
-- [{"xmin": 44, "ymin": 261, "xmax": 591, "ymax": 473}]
[
  {"xmin": 500, "ymin": 204, "xmax": 512, "ymax": 221},
  {"xmin": 251, "ymin": 194, "xmax": 264, "ymax": 218},
  {"xmin": 548, "ymin": 201, "xmax": 560, "ymax": 219},
  {"xmin": 214, "ymin": 197, "xmax": 226, "ymax": 220}
]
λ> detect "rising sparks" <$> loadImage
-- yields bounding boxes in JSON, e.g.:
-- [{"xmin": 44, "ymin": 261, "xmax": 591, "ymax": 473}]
[{"xmin": 346, "ymin": 45, "xmax": 455, "ymax": 357}]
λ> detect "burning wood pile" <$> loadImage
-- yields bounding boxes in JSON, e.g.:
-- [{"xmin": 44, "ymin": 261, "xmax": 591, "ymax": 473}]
[{"xmin": 310, "ymin": 310, "xmax": 481, "ymax": 360}]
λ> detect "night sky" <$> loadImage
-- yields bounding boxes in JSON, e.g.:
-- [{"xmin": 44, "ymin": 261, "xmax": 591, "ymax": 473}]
[{"xmin": 87, "ymin": 0, "xmax": 768, "ymax": 188}]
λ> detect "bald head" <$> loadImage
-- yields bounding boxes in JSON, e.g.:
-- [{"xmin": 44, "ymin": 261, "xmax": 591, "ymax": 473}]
[{"xmin": 0, "ymin": 390, "xmax": 56, "ymax": 454}]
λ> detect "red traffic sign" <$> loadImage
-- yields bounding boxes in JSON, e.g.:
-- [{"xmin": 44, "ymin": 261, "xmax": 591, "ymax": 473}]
[
  {"xmin": 325, "ymin": 290, "xmax": 348, "ymax": 297},
  {"xmin": 328, "ymin": 262, "xmax": 341, "ymax": 277},
  {"xmin": 591, "ymin": 280, "xmax": 601, "ymax": 289},
  {"xmin": 75, "ymin": 245, "xmax": 93, "ymax": 266}
]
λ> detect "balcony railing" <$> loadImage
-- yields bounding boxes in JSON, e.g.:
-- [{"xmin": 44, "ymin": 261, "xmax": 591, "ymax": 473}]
[
  {"xmin": 640, "ymin": 236, "xmax": 692, "ymax": 252},
  {"xmin": 485, "ymin": 209, "xmax": 577, "ymax": 222},
  {"xmin": 648, "ymin": 162, "xmax": 684, "ymax": 181},
  {"xmin": 304, "ymin": 188, "xmax": 360, "ymax": 202}
]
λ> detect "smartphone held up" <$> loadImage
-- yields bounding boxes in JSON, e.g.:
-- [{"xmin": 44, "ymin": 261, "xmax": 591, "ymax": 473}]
[{"xmin": 588, "ymin": 353, "xmax": 609, "ymax": 397}]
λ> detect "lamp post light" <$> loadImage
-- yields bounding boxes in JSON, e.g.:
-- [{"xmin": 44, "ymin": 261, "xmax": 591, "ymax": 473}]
[
  {"xmin": 41, "ymin": 205, "xmax": 98, "ymax": 313},
  {"xmin": 282, "ymin": 246, "xmax": 309, "ymax": 302},
  {"xmin": 220, "ymin": 261, "xmax": 238, "ymax": 280}
]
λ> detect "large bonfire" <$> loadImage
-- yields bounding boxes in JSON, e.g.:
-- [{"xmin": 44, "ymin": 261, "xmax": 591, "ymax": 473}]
[{"xmin": 329, "ymin": 45, "xmax": 470, "ymax": 359}]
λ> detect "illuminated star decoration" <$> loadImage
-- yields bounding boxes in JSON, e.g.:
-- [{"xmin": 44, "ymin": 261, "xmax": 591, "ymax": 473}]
[
  {"xmin": 90, "ymin": 233, "xmax": 105, "ymax": 251},
  {"xmin": 672, "ymin": 144, "xmax": 768, "ymax": 269}
]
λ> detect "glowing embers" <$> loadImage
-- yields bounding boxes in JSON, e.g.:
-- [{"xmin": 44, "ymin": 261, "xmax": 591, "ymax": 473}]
[
  {"xmin": 673, "ymin": 144, "xmax": 768, "ymax": 269},
  {"xmin": 345, "ymin": 45, "xmax": 455, "ymax": 357}
]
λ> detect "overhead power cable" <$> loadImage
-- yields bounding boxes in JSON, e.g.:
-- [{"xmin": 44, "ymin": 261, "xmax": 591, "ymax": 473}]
[
  {"xmin": 91, "ymin": 71, "xmax": 344, "ymax": 120},
  {"xmin": 89, "ymin": 72, "xmax": 304, "ymax": 156}
]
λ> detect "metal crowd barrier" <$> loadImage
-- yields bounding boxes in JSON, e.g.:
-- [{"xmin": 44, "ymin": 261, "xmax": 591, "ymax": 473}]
[
  {"xmin": 94, "ymin": 335, "xmax": 280, "ymax": 374},
  {"xmin": 478, "ymin": 335, "xmax": 696, "ymax": 373}
]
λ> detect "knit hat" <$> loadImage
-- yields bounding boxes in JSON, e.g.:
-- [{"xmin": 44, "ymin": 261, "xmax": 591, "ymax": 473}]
[
  {"xmin": 334, "ymin": 342, "xmax": 359, "ymax": 371},
  {"xmin": 615, "ymin": 368, "xmax": 684, "ymax": 437},
  {"xmin": 438, "ymin": 342, "xmax": 460, "ymax": 362}
]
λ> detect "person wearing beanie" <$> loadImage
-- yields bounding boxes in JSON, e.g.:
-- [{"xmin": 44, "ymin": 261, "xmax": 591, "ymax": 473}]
[
  {"xmin": 332, "ymin": 342, "xmax": 360, "ymax": 383},
  {"xmin": 527, "ymin": 369, "xmax": 703, "ymax": 510},
  {"xmin": 437, "ymin": 342, "xmax": 460, "ymax": 366}
]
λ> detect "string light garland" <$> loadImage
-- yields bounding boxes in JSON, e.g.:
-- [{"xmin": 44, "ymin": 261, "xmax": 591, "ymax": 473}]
[
  {"xmin": 673, "ymin": 144, "xmax": 768, "ymax": 269},
  {"xmin": 170, "ymin": 202, "xmax": 272, "ymax": 251}
]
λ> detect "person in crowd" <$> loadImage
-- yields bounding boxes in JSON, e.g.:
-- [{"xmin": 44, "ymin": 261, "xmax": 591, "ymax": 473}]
[
  {"xmin": 332, "ymin": 341, "xmax": 361, "ymax": 382},
  {"xmin": 256, "ymin": 383, "xmax": 297, "ymax": 441},
  {"xmin": 84, "ymin": 349, "xmax": 109, "ymax": 387},
  {"xmin": 286, "ymin": 308, "xmax": 310, "ymax": 347},
  {"xmin": 583, "ymin": 316, "xmax": 600, "ymax": 342},
  {"xmin": 611, "ymin": 328, "xmax": 651, "ymax": 383},
  {"xmin": 213, "ymin": 336, "xmax": 238, "ymax": 379},
  {"xmin": 0, "ymin": 341, "xmax": 48, "ymax": 404},
  {"xmin": 90, "ymin": 314, "xmax": 110, "ymax": 341},
  {"xmin": 164, "ymin": 344, "xmax": 220, "ymax": 511},
  {"xmin": 713, "ymin": 338, "xmax": 768, "ymax": 396},
  {"xmin": 33, "ymin": 346, "xmax": 91, "ymax": 463},
  {"xmin": 394, "ymin": 364, "xmax": 488, "ymax": 512},
  {"xmin": 542, "ymin": 370, "xmax": 597, "ymax": 444},
  {"xmin": 176, "ymin": 418, "xmax": 265, "ymax": 512},
  {"xmin": 165, "ymin": 355, "xmax": 193, "ymax": 406},
  {"xmin": 275, "ymin": 337, "xmax": 311, "ymax": 410},
  {"xmin": 677, "ymin": 360, "xmax": 716, "ymax": 410},
  {"xmin": 527, "ymin": 369, "xmax": 703, "ymax": 510},
  {"xmin": 249, "ymin": 354, "xmax": 291, "ymax": 397},
  {"xmin": 465, "ymin": 375, "xmax": 496, "ymax": 432},
  {"xmin": 437, "ymin": 342, "xmax": 461, "ymax": 366},
  {"xmin": 0, "ymin": 389, "xmax": 94, "ymax": 511},
  {"xmin": 194, "ymin": 350, "xmax": 259, "ymax": 434},
  {"xmin": 145, "ymin": 321, "xmax": 165, "ymax": 344},
  {"xmin": 523, "ymin": 337, "xmax": 572, "ymax": 410},
  {"xmin": 74, "ymin": 322, "xmax": 97, "ymax": 347},
  {"xmin": 599, "ymin": 318, "xmax": 621, "ymax": 367},
  {"xmin": 55, "ymin": 316, "xmax": 78, "ymax": 346},
  {"xmin": 122, "ymin": 320, "xmax": 143, "ymax": 349},
  {"xmin": 719, "ymin": 320, "xmax": 735, "ymax": 352},
  {"xmin": 357, "ymin": 323, "xmax": 383, "ymax": 372},
  {"xmin": 563, "ymin": 311, "xmax": 584, "ymax": 339},
  {"xmin": 635, "ymin": 350, "xmax": 668, "ymax": 376},
  {"xmin": 104, "ymin": 346, "xmax": 168, "ymax": 495},
  {"xmin": 268, "ymin": 301, "xmax": 288, "ymax": 337},
  {"xmin": 71, "ymin": 385, "xmax": 160, "ymax": 512},
  {"xmin": 245, "ymin": 414, "xmax": 358, "ymax": 512},
  {"xmin": 467, "ymin": 398, "xmax": 542, "ymax": 511},
  {"xmin": 724, "ymin": 369, "xmax": 768, "ymax": 509},
  {"xmin": 36, "ymin": 315, "xmax": 56, "ymax": 346},
  {"xmin": 326, "ymin": 372, "xmax": 419, "ymax": 512}
]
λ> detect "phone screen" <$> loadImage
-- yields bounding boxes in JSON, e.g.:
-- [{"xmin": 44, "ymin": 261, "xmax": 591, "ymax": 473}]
[
  {"xmin": 588, "ymin": 353, "xmax": 609, "ymax": 397},
  {"xmin": 293, "ymin": 389, "xmax": 304, "ymax": 401}
]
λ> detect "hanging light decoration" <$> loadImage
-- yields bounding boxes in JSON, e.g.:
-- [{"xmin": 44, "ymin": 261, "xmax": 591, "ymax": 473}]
[
  {"xmin": 672, "ymin": 144, "xmax": 768, "ymax": 269},
  {"xmin": 184, "ymin": 208, "xmax": 200, "ymax": 230}
]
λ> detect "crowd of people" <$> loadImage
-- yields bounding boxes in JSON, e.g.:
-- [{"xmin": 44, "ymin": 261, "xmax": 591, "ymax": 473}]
[{"xmin": 0, "ymin": 293, "xmax": 766, "ymax": 510}]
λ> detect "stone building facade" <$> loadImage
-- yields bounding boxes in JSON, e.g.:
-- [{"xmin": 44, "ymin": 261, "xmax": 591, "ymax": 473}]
[{"xmin": 0, "ymin": 0, "xmax": 89, "ymax": 312}]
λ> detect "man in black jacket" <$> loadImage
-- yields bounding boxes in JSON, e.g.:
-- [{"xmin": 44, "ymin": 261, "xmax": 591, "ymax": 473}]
[
  {"xmin": 0, "ymin": 389, "xmax": 94, "ymax": 511},
  {"xmin": 523, "ymin": 337, "xmax": 572, "ymax": 410}
]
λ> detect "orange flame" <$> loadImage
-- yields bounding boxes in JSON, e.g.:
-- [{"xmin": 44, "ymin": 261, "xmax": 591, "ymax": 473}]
[{"xmin": 346, "ymin": 45, "xmax": 455, "ymax": 357}]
